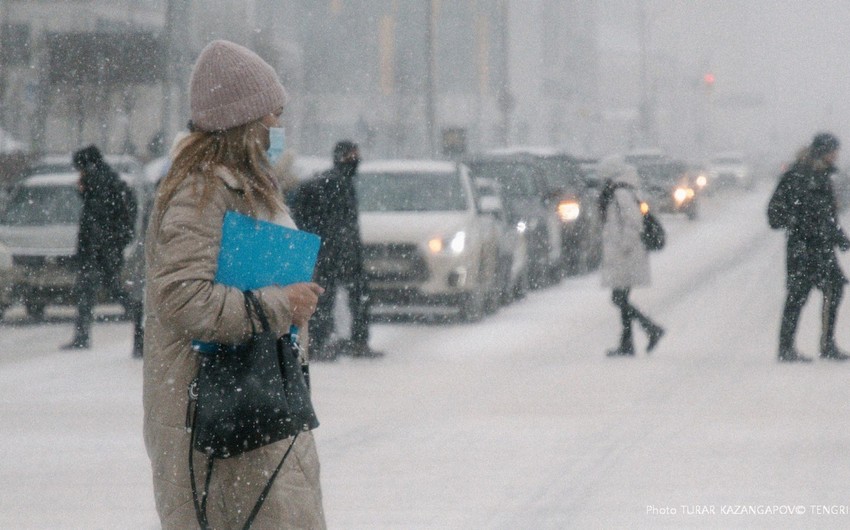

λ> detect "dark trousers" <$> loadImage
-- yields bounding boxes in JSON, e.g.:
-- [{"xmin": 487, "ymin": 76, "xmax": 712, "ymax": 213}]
[
  {"xmin": 779, "ymin": 279, "xmax": 843, "ymax": 352},
  {"xmin": 72, "ymin": 257, "xmax": 139, "ymax": 343},
  {"xmin": 612, "ymin": 288, "xmax": 656, "ymax": 349},
  {"xmin": 311, "ymin": 273, "xmax": 370, "ymax": 352}
]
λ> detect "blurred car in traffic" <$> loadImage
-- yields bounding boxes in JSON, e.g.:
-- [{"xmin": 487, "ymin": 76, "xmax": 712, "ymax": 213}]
[
  {"xmin": 489, "ymin": 147, "xmax": 603, "ymax": 275},
  {"xmin": 625, "ymin": 152, "xmax": 699, "ymax": 220},
  {"xmin": 0, "ymin": 239, "xmax": 12, "ymax": 313},
  {"xmin": 706, "ymin": 151, "xmax": 752, "ymax": 190},
  {"xmin": 464, "ymin": 154, "xmax": 562, "ymax": 288},
  {"xmin": 357, "ymin": 160, "xmax": 501, "ymax": 321},
  {"xmin": 474, "ymin": 176, "xmax": 529, "ymax": 304},
  {"xmin": 0, "ymin": 154, "xmax": 149, "ymax": 319}
]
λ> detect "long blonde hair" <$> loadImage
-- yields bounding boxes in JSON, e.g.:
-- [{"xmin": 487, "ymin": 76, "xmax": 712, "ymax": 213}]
[{"xmin": 156, "ymin": 120, "xmax": 283, "ymax": 222}]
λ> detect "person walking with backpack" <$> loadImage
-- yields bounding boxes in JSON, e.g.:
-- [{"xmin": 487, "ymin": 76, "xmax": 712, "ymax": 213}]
[
  {"xmin": 597, "ymin": 156, "xmax": 665, "ymax": 357},
  {"xmin": 768, "ymin": 132, "xmax": 850, "ymax": 362},
  {"xmin": 62, "ymin": 145, "xmax": 139, "ymax": 350}
]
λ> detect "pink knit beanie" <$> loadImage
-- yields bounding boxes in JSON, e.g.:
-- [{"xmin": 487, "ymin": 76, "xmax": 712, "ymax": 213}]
[{"xmin": 189, "ymin": 40, "xmax": 288, "ymax": 132}]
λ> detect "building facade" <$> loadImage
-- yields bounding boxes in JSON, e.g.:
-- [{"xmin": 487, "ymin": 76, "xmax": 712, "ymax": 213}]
[{"xmin": 0, "ymin": 0, "xmax": 513, "ymax": 161}]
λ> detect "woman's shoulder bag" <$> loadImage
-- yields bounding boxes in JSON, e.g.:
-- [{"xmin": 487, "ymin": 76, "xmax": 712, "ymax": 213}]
[{"xmin": 186, "ymin": 290, "xmax": 319, "ymax": 529}]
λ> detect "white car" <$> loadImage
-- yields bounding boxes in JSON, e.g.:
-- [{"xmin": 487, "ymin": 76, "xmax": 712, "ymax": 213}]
[
  {"xmin": 357, "ymin": 160, "xmax": 501, "ymax": 321},
  {"xmin": 707, "ymin": 152, "xmax": 752, "ymax": 190},
  {"xmin": 474, "ymin": 176, "xmax": 529, "ymax": 304},
  {"xmin": 0, "ymin": 155, "xmax": 148, "ymax": 319}
]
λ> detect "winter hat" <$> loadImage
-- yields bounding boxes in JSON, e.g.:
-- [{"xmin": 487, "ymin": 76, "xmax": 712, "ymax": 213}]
[
  {"xmin": 72, "ymin": 145, "xmax": 104, "ymax": 171},
  {"xmin": 189, "ymin": 40, "xmax": 288, "ymax": 132},
  {"xmin": 597, "ymin": 155, "xmax": 639, "ymax": 187},
  {"xmin": 811, "ymin": 132, "xmax": 840, "ymax": 158}
]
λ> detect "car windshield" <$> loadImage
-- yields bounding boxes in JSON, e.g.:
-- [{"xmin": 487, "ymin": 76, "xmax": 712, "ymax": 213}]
[
  {"xmin": 636, "ymin": 162, "xmax": 687, "ymax": 185},
  {"xmin": 533, "ymin": 157, "xmax": 584, "ymax": 190},
  {"xmin": 358, "ymin": 171, "xmax": 468, "ymax": 212},
  {"xmin": 0, "ymin": 184, "xmax": 81, "ymax": 225},
  {"xmin": 467, "ymin": 161, "xmax": 537, "ymax": 198}
]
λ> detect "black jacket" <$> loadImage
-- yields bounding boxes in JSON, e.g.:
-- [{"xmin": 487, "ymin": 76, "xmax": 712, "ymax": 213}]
[
  {"xmin": 290, "ymin": 164, "xmax": 363, "ymax": 281},
  {"xmin": 768, "ymin": 158, "xmax": 849, "ymax": 288},
  {"xmin": 77, "ymin": 162, "xmax": 134, "ymax": 269}
]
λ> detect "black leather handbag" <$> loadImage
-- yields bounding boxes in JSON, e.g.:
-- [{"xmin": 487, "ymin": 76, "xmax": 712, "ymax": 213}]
[
  {"xmin": 641, "ymin": 211, "xmax": 666, "ymax": 251},
  {"xmin": 186, "ymin": 290, "xmax": 319, "ymax": 529}
]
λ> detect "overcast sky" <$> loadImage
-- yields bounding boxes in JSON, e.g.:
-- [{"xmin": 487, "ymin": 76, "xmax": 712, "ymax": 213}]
[{"xmin": 592, "ymin": 0, "xmax": 850, "ymax": 159}]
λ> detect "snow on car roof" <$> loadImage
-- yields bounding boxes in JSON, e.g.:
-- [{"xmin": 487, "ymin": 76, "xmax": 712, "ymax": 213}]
[
  {"xmin": 35, "ymin": 154, "xmax": 142, "ymax": 175},
  {"xmin": 358, "ymin": 159, "xmax": 458, "ymax": 174},
  {"xmin": 21, "ymin": 172, "xmax": 79, "ymax": 186},
  {"xmin": 22, "ymin": 171, "xmax": 137, "ymax": 187},
  {"xmin": 292, "ymin": 155, "xmax": 332, "ymax": 180},
  {"xmin": 483, "ymin": 145, "xmax": 564, "ymax": 158}
]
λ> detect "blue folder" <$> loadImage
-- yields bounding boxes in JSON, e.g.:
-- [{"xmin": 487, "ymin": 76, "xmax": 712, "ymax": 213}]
[{"xmin": 215, "ymin": 210, "xmax": 321, "ymax": 290}]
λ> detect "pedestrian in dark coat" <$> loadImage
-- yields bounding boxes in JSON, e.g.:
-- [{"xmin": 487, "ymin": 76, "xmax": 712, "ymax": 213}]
[
  {"xmin": 768, "ymin": 132, "xmax": 850, "ymax": 362},
  {"xmin": 597, "ymin": 156, "xmax": 664, "ymax": 356},
  {"xmin": 62, "ymin": 145, "xmax": 139, "ymax": 350},
  {"xmin": 290, "ymin": 141, "xmax": 382, "ymax": 360}
]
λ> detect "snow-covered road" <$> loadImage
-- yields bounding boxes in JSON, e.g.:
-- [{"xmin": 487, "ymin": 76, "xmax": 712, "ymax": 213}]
[{"xmin": 3, "ymin": 182, "xmax": 850, "ymax": 529}]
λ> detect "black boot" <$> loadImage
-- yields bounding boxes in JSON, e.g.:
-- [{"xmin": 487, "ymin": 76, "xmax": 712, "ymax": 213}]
[
  {"xmin": 820, "ymin": 342, "xmax": 850, "ymax": 360},
  {"xmin": 607, "ymin": 329, "xmax": 635, "ymax": 357},
  {"xmin": 778, "ymin": 347, "xmax": 812, "ymax": 363},
  {"xmin": 61, "ymin": 336, "xmax": 90, "ymax": 350},
  {"xmin": 646, "ymin": 324, "xmax": 665, "ymax": 353},
  {"xmin": 132, "ymin": 333, "xmax": 144, "ymax": 359}
]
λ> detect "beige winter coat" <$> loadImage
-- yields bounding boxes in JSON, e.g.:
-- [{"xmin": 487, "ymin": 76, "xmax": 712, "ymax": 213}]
[{"xmin": 143, "ymin": 165, "xmax": 325, "ymax": 529}]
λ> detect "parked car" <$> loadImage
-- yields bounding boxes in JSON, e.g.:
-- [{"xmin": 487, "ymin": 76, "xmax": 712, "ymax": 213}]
[
  {"xmin": 464, "ymin": 154, "xmax": 562, "ymax": 288},
  {"xmin": 357, "ymin": 160, "xmax": 501, "ymax": 321},
  {"xmin": 474, "ymin": 177, "xmax": 529, "ymax": 304},
  {"xmin": 0, "ymin": 154, "xmax": 149, "ymax": 319},
  {"xmin": 625, "ymin": 153, "xmax": 699, "ymax": 220},
  {"xmin": 706, "ymin": 151, "xmax": 753, "ymax": 190},
  {"xmin": 490, "ymin": 147, "xmax": 603, "ymax": 275}
]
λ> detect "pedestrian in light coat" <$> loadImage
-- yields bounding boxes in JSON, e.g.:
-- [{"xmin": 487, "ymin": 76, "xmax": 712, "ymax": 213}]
[
  {"xmin": 598, "ymin": 156, "xmax": 664, "ymax": 356},
  {"xmin": 143, "ymin": 40, "xmax": 326, "ymax": 529}
]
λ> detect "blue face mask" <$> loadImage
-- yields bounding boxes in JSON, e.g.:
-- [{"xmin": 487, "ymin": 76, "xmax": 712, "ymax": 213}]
[{"xmin": 266, "ymin": 127, "xmax": 285, "ymax": 165}]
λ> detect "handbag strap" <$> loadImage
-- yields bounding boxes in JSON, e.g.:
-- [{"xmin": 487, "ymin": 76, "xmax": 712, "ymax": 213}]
[
  {"xmin": 244, "ymin": 290, "xmax": 271, "ymax": 333},
  {"xmin": 188, "ymin": 398, "xmax": 300, "ymax": 530}
]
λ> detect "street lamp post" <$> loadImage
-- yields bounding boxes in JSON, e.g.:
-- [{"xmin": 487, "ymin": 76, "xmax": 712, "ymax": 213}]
[{"xmin": 425, "ymin": 0, "xmax": 437, "ymax": 157}]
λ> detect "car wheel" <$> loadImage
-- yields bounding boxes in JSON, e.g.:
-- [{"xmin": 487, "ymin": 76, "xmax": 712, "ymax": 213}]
[
  {"xmin": 512, "ymin": 268, "xmax": 529, "ymax": 301},
  {"xmin": 25, "ymin": 301, "xmax": 46, "ymax": 321},
  {"xmin": 459, "ymin": 290, "xmax": 485, "ymax": 322}
]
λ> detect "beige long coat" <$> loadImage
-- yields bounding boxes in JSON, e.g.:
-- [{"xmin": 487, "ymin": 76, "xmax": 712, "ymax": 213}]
[{"xmin": 143, "ymin": 166, "xmax": 325, "ymax": 529}]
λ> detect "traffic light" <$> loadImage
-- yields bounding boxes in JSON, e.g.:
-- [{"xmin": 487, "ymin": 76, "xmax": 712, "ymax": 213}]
[{"xmin": 703, "ymin": 72, "xmax": 716, "ymax": 87}]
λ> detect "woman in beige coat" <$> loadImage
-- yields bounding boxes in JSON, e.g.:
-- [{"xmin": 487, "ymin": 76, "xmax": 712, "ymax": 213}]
[{"xmin": 143, "ymin": 40, "xmax": 326, "ymax": 529}]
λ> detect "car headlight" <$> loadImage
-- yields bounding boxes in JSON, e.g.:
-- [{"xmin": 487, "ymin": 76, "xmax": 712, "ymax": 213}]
[
  {"xmin": 673, "ymin": 187, "xmax": 694, "ymax": 204},
  {"xmin": 428, "ymin": 231, "xmax": 466, "ymax": 255},
  {"xmin": 557, "ymin": 200, "xmax": 581, "ymax": 223},
  {"xmin": 695, "ymin": 175, "xmax": 707, "ymax": 188}
]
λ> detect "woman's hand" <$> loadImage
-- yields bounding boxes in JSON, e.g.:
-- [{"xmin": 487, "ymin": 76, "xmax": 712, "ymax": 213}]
[{"xmin": 282, "ymin": 282, "xmax": 325, "ymax": 327}]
